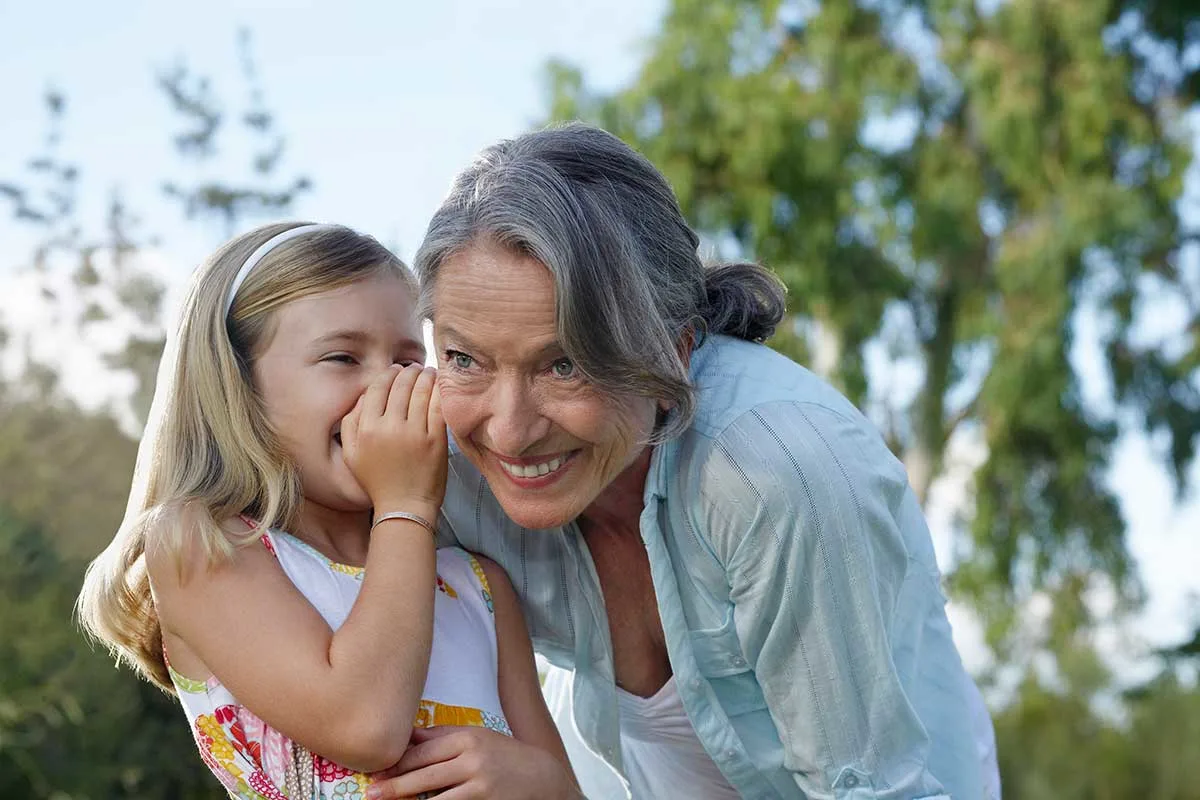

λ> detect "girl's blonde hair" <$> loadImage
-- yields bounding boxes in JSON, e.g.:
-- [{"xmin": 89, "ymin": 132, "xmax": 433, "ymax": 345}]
[{"xmin": 77, "ymin": 222, "xmax": 413, "ymax": 690}]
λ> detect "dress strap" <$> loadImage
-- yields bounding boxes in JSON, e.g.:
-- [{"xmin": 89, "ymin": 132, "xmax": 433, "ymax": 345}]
[{"xmin": 238, "ymin": 514, "xmax": 279, "ymax": 560}]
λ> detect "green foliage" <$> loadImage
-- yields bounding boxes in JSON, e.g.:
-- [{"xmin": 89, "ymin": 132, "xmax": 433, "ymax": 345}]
[
  {"xmin": 993, "ymin": 666, "xmax": 1200, "ymax": 800},
  {"xmin": 0, "ymin": 510, "xmax": 224, "ymax": 799},
  {"xmin": 0, "ymin": 384, "xmax": 138, "ymax": 560},
  {"xmin": 544, "ymin": 0, "xmax": 1200, "ymax": 665}
]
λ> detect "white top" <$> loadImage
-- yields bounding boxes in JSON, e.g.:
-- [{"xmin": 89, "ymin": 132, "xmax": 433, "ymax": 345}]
[
  {"xmin": 541, "ymin": 664, "xmax": 739, "ymax": 799},
  {"xmin": 169, "ymin": 532, "xmax": 509, "ymax": 800},
  {"xmin": 616, "ymin": 677, "xmax": 741, "ymax": 800},
  {"xmin": 543, "ymin": 660, "xmax": 1002, "ymax": 799}
]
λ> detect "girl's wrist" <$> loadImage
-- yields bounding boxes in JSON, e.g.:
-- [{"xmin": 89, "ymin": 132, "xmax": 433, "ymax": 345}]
[
  {"xmin": 371, "ymin": 511, "xmax": 436, "ymax": 537},
  {"xmin": 370, "ymin": 499, "xmax": 440, "ymax": 528}
]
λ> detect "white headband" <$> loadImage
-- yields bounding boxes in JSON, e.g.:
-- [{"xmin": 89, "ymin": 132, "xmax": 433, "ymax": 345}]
[{"xmin": 224, "ymin": 223, "xmax": 337, "ymax": 316}]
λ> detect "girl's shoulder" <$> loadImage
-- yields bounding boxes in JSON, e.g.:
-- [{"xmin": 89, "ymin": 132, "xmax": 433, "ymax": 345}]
[{"xmin": 143, "ymin": 502, "xmax": 271, "ymax": 590}]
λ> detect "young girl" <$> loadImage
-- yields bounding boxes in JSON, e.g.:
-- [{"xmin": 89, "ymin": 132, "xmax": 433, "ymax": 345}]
[{"xmin": 77, "ymin": 223, "xmax": 576, "ymax": 800}]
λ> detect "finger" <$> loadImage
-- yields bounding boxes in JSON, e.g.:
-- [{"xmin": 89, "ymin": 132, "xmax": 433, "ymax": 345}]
[
  {"xmin": 362, "ymin": 367, "xmax": 400, "ymax": 421},
  {"xmin": 368, "ymin": 761, "xmax": 404, "ymax": 781},
  {"xmin": 409, "ymin": 725, "xmax": 457, "ymax": 744},
  {"xmin": 396, "ymin": 727, "xmax": 471, "ymax": 772},
  {"xmin": 427, "ymin": 379, "xmax": 444, "ymax": 434},
  {"xmin": 407, "ymin": 367, "xmax": 437, "ymax": 430},
  {"xmin": 340, "ymin": 394, "xmax": 364, "ymax": 455},
  {"xmin": 384, "ymin": 363, "xmax": 424, "ymax": 421},
  {"xmin": 368, "ymin": 759, "xmax": 467, "ymax": 800}
]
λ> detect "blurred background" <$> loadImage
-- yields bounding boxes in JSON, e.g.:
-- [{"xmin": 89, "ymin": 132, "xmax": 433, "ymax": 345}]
[{"xmin": 1, "ymin": 1, "xmax": 1198, "ymax": 797}]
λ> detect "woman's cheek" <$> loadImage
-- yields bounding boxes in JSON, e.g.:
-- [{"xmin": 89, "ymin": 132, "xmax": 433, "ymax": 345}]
[{"xmin": 434, "ymin": 378, "xmax": 478, "ymax": 435}]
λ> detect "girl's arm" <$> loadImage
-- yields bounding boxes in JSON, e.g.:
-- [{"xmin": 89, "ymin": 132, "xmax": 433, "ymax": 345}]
[
  {"xmin": 150, "ymin": 365, "xmax": 445, "ymax": 773},
  {"xmin": 365, "ymin": 557, "xmax": 581, "ymax": 800}
]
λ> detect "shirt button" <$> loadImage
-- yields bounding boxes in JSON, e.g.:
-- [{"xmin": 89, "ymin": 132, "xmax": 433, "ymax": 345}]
[
  {"xmin": 731, "ymin": 656, "xmax": 746, "ymax": 667},
  {"xmin": 843, "ymin": 774, "xmax": 859, "ymax": 788}
]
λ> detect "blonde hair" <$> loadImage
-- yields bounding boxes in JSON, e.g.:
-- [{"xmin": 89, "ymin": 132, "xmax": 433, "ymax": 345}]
[{"xmin": 77, "ymin": 221, "xmax": 413, "ymax": 690}]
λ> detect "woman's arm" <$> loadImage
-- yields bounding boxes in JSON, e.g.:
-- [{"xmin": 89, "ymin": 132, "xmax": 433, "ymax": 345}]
[
  {"xmin": 697, "ymin": 400, "xmax": 978, "ymax": 799},
  {"xmin": 150, "ymin": 366, "xmax": 444, "ymax": 773},
  {"xmin": 365, "ymin": 557, "xmax": 581, "ymax": 800}
]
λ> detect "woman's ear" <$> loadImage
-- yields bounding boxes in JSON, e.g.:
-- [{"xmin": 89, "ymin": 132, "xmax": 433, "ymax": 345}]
[
  {"xmin": 676, "ymin": 328, "xmax": 696, "ymax": 370},
  {"xmin": 656, "ymin": 329, "xmax": 698, "ymax": 414}
]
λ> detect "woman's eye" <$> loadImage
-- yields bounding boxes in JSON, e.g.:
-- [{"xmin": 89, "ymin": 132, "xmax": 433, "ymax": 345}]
[
  {"xmin": 446, "ymin": 350, "xmax": 474, "ymax": 370},
  {"xmin": 324, "ymin": 354, "xmax": 357, "ymax": 365},
  {"xmin": 551, "ymin": 358, "xmax": 575, "ymax": 378}
]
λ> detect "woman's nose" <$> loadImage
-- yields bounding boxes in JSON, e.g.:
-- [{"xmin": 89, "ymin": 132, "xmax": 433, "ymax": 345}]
[{"xmin": 484, "ymin": 378, "xmax": 550, "ymax": 455}]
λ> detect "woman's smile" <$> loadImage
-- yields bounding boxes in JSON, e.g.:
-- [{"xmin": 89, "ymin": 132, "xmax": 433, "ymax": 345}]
[{"xmin": 491, "ymin": 448, "xmax": 578, "ymax": 485}]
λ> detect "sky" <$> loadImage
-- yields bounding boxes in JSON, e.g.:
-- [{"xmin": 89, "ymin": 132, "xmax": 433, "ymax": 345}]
[
  {"xmin": 1, "ymin": 0, "xmax": 1197, "ymax": 683},
  {"xmin": 0, "ymin": 0, "xmax": 662, "ymax": 267}
]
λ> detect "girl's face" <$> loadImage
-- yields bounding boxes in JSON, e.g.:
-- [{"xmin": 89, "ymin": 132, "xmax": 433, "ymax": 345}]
[{"xmin": 252, "ymin": 272, "xmax": 425, "ymax": 516}]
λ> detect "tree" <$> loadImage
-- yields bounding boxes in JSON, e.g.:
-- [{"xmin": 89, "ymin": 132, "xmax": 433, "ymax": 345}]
[
  {"xmin": 544, "ymin": 0, "xmax": 1200, "ymax": 666},
  {"xmin": 0, "ymin": 511, "xmax": 225, "ymax": 799},
  {"xmin": 160, "ymin": 28, "xmax": 312, "ymax": 238},
  {"xmin": 0, "ymin": 31, "xmax": 312, "ymax": 796},
  {"xmin": 0, "ymin": 382, "xmax": 139, "ymax": 560},
  {"xmin": 990, "ymin": 625, "xmax": 1200, "ymax": 800}
]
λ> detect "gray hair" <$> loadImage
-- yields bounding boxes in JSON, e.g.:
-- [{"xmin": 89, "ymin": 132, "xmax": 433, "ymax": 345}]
[{"xmin": 414, "ymin": 123, "xmax": 785, "ymax": 441}]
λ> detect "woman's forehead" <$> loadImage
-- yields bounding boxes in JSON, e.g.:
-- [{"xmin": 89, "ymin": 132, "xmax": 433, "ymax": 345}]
[{"xmin": 432, "ymin": 244, "xmax": 557, "ymax": 320}]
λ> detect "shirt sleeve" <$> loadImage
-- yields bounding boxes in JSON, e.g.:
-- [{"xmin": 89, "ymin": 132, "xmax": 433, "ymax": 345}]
[{"xmin": 696, "ymin": 400, "xmax": 952, "ymax": 799}]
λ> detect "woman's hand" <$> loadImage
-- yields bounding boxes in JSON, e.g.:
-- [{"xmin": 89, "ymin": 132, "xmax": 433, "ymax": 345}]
[
  {"xmin": 342, "ymin": 364, "xmax": 448, "ymax": 520},
  {"xmin": 366, "ymin": 726, "xmax": 582, "ymax": 800}
]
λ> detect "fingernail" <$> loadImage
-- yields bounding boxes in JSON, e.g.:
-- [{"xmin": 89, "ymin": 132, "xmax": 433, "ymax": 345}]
[{"xmin": 365, "ymin": 786, "xmax": 381, "ymax": 800}]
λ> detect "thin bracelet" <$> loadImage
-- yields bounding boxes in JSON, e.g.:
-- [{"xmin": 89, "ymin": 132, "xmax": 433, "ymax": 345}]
[{"xmin": 371, "ymin": 511, "xmax": 436, "ymax": 536}]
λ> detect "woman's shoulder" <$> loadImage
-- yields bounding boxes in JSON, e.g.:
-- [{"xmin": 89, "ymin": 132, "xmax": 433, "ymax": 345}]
[
  {"xmin": 676, "ymin": 352, "xmax": 908, "ymax": 523},
  {"xmin": 687, "ymin": 335, "xmax": 863, "ymax": 438}
]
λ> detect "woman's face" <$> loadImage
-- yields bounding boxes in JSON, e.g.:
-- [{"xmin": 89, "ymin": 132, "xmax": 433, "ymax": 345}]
[{"xmin": 431, "ymin": 239, "xmax": 658, "ymax": 529}]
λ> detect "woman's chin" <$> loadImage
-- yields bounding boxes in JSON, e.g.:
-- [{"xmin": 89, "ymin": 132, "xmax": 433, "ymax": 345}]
[{"xmin": 495, "ymin": 497, "xmax": 579, "ymax": 531}]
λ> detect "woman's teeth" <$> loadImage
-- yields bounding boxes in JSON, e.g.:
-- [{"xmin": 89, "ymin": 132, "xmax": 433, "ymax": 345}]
[{"xmin": 500, "ymin": 454, "xmax": 567, "ymax": 479}]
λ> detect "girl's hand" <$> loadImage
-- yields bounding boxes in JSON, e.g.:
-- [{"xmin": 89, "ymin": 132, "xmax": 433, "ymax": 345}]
[
  {"xmin": 341, "ymin": 364, "xmax": 447, "ymax": 519},
  {"xmin": 366, "ymin": 727, "xmax": 582, "ymax": 800}
]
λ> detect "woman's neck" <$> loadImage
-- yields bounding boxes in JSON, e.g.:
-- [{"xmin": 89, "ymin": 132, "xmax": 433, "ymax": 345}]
[{"xmin": 580, "ymin": 447, "xmax": 653, "ymax": 539}]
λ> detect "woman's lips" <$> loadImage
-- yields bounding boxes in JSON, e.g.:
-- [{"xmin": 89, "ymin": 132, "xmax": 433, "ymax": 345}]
[{"xmin": 492, "ymin": 450, "xmax": 577, "ymax": 487}]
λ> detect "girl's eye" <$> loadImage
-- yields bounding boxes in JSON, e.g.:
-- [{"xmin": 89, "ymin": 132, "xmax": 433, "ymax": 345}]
[
  {"xmin": 551, "ymin": 358, "xmax": 575, "ymax": 378},
  {"xmin": 324, "ymin": 354, "xmax": 358, "ymax": 365},
  {"xmin": 445, "ymin": 350, "xmax": 474, "ymax": 370}
]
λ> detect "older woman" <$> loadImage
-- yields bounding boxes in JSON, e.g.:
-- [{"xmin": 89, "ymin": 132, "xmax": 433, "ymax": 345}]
[{"xmin": 382, "ymin": 124, "xmax": 998, "ymax": 800}]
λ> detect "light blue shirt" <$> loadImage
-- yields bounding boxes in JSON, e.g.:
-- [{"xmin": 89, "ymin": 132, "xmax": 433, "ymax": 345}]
[{"xmin": 436, "ymin": 334, "xmax": 988, "ymax": 799}]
